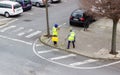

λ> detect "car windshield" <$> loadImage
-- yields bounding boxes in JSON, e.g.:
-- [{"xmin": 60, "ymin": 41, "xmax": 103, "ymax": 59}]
[
  {"xmin": 72, "ymin": 12, "xmax": 83, "ymax": 18},
  {"xmin": 72, "ymin": 10, "xmax": 84, "ymax": 18}
]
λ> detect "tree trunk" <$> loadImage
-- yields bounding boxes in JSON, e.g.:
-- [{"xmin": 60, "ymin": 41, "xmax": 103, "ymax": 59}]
[{"xmin": 109, "ymin": 18, "xmax": 119, "ymax": 55}]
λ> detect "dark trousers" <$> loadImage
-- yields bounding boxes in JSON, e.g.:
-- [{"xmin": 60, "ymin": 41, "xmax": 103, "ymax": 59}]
[
  {"xmin": 67, "ymin": 41, "xmax": 75, "ymax": 49},
  {"xmin": 53, "ymin": 41, "xmax": 57, "ymax": 45}
]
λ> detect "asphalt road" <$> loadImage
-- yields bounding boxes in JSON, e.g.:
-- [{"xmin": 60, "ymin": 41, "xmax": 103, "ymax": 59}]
[{"xmin": 0, "ymin": 0, "xmax": 120, "ymax": 75}]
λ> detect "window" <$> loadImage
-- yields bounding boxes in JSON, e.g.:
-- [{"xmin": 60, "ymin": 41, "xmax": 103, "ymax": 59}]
[
  {"xmin": 14, "ymin": 4, "xmax": 21, "ymax": 9},
  {"xmin": 0, "ymin": 3, "xmax": 12, "ymax": 9}
]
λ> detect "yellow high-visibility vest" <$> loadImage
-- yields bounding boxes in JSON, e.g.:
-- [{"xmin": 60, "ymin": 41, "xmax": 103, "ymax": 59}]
[
  {"xmin": 68, "ymin": 32, "xmax": 75, "ymax": 41},
  {"xmin": 52, "ymin": 27, "xmax": 58, "ymax": 36}
]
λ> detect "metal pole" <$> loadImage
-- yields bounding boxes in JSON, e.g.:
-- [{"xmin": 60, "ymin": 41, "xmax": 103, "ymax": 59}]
[
  {"xmin": 43, "ymin": 0, "xmax": 50, "ymax": 37},
  {"xmin": 46, "ymin": 0, "xmax": 50, "ymax": 36}
]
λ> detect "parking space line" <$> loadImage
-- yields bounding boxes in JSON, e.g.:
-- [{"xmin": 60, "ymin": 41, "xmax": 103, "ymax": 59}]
[
  {"xmin": 12, "ymin": 27, "xmax": 24, "ymax": 32},
  {"xmin": 69, "ymin": 59, "xmax": 98, "ymax": 66},
  {"xmin": 25, "ymin": 31, "xmax": 41, "ymax": 38},
  {"xmin": 50, "ymin": 54, "xmax": 76, "ymax": 60},
  {"xmin": 0, "ymin": 25, "xmax": 16, "ymax": 32},
  {"xmin": 37, "ymin": 49, "xmax": 58, "ymax": 54},
  {"xmin": 17, "ymin": 32, "xmax": 25, "ymax": 36},
  {"xmin": 17, "ymin": 29, "xmax": 33, "ymax": 36}
]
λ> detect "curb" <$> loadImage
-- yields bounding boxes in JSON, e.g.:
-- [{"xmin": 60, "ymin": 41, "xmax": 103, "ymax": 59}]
[{"xmin": 39, "ymin": 34, "xmax": 120, "ymax": 60}]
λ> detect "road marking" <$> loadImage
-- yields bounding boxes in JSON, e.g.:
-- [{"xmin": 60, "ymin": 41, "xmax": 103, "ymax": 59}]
[
  {"xmin": 37, "ymin": 49, "xmax": 58, "ymax": 54},
  {"xmin": 33, "ymin": 39, "xmax": 120, "ymax": 69},
  {"xmin": 17, "ymin": 32, "xmax": 25, "ymax": 36},
  {"xmin": 69, "ymin": 59, "xmax": 98, "ymax": 66},
  {"xmin": 0, "ymin": 35, "xmax": 32, "ymax": 45},
  {"xmin": 0, "ymin": 19, "xmax": 18, "ymax": 29},
  {"xmin": 12, "ymin": 27, "xmax": 24, "ymax": 32},
  {"xmin": 0, "ymin": 26, "xmax": 16, "ymax": 32},
  {"xmin": 50, "ymin": 54, "xmax": 76, "ymax": 60},
  {"xmin": 17, "ymin": 29, "xmax": 33, "ymax": 36},
  {"xmin": 25, "ymin": 31, "xmax": 41, "ymax": 38},
  {"xmin": 36, "ymin": 43, "xmax": 44, "ymax": 47}
]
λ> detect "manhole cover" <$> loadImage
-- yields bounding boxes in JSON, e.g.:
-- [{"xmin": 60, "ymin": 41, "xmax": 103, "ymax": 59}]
[{"xmin": 23, "ymin": 19, "xmax": 32, "ymax": 22}]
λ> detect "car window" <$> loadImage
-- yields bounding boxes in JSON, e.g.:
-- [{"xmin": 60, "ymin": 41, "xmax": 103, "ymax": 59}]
[
  {"xmin": 0, "ymin": 3, "xmax": 12, "ymax": 9},
  {"xmin": 24, "ymin": 0, "xmax": 30, "ymax": 2},
  {"xmin": 72, "ymin": 12, "xmax": 83, "ymax": 18},
  {"xmin": 14, "ymin": 4, "xmax": 21, "ymax": 9}
]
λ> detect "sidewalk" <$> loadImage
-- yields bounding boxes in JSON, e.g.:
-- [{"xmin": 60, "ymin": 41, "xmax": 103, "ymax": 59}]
[{"xmin": 40, "ymin": 18, "xmax": 120, "ymax": 60}]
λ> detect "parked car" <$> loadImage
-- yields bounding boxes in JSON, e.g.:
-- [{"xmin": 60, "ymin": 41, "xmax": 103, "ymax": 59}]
[
  {"xmin": 69, "ymin": 9, "xmax": 95, "ymax": 27},
  {"xmin": 10, "ymin": 0, "xmax": 32, "ymax": 11},
  {"xmin": 31, "ymin": 0, "xmax": 49, "ymax": 7},
  {"xmin": 49, "ymin": 0, "xmax": 61, "ymax": 3},
  {"xmin": 0, "ymin": 1, "xmax": 23, "ymax": 18}
]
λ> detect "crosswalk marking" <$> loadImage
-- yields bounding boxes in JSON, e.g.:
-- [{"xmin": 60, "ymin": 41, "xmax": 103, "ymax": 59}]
[
  {"xmin": 12, "ymin": 27, "xmax": 24, "ymax": 32},
  {"xmin": 0, "ymin": 26, "xmax": 16, "ymax": 32},
  {"xmin": 17, "ymin": 29, "xmax": 33, "ymax": 36},
  {"xmin": 17, "ymin": 32, "xmax": 25, "ymax": 36},
  {"xmin": 50, "ymin": 54, "xmax": 76, "ymax": 60},
  {"xmin": 69, "ymin": 59, "xmax": 98, "ymax": 66},
  {"xmin": 37, "ymin": 49, "xmax": 58, "ymax": 54},
  {"xmin": 25, "ymin": 31, "xmax": 41, "ymax": 38}
]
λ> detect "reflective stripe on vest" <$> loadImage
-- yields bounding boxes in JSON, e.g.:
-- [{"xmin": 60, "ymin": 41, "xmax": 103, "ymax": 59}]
[
  {"xmin": 68, "ymin": 32, "xmax": 75, "ymax": 41},
  {"xmin": 52, "ymin": 27, "xmax": 58, "ymax": 36}
]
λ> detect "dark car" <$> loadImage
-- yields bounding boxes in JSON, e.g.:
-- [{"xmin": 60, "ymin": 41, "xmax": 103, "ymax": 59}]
[
  {"xmin": 69, "ymin": 9, "xmax": 95, "ymax": 27},
  {"xmin": 10, "ymin": 0, "xmax": 32, "ymax": 11}
]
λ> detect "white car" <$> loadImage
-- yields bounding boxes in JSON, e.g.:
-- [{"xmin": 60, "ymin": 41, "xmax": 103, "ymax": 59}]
[
  {"xmin": 0, "ymin": 1, "xmax": 23, "ymax": 18},
  {"xmin": 31, "ymin": 0, "xmax": 49, "ymax": 7}
]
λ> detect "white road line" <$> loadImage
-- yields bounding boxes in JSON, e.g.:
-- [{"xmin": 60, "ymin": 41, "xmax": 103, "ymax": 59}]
[
  {"xmin": 25, "ymin": 31, "xmax": 41, "ymax": 38},
  {"xmin": 17, "ymin": 32, "xmax": 25, "ymax": 36},
  {"xmin": 33, "ymin": 39, "xmax": 120, "ymax": 69},
  {"xmin": 37, "ymin": 49, "xmax": 58, "ymax": 54},
  {"xmin": 17, "ymin": 29, "xmax": 33, "ymax": 36},
  {"xmin": 36, "ymin": 43, "xmax": 44, "ymax": 46},
  {"xmin": 12, "ymin": 27, "xmax": 24, "ymax": 32},
  {"xmin": 69, "ymin": 59, "xmax": 98, "ymax": 66},
  {"xmin": 0, "ymin": 19, "xmax": 18, "ymax": 29},
  {"xmin": 0, "ymin": 26, "xmax": 16, "ymax": 32},
  {"xmin": 50, "ymin": 54, "xmax": 76, "ymax": 60},
  {"xmin": 0, "ymin": 35, "xmax": 32, "ymax": 45}
]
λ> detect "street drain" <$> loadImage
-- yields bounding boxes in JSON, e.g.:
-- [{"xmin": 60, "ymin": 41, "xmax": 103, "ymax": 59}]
[{"xmin": 23, "ymin": 19, "xmax": 32, "ymax": 22}]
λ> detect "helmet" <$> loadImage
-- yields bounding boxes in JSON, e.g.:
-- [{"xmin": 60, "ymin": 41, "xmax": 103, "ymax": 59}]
[{"xmin": 54, "ymin": 24, "xmax": 58, "ymax": 28}]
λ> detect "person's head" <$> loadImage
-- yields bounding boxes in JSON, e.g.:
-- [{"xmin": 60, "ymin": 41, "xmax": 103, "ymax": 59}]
[{"xmin": 54, "ymin": 24, "xmax": 58, "ymax": 28}]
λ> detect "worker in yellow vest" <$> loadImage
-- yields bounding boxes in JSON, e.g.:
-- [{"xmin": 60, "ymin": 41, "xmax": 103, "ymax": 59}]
[
  {"xmin": 67, "ymin": 29, "xmax": 75, "ymax": 49},
  {"xmin": 52, "ymin": 24, "xmax": 59, "ymax": 46}
]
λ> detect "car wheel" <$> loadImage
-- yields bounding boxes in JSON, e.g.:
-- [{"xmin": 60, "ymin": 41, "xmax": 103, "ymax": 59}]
[
  {"xmin": 36, "ymin": 2, "xmax": 40, "ymax": 7},
  {"xmin": 4, "ymin": 12, "xmax": 10, "ymax": 18}
]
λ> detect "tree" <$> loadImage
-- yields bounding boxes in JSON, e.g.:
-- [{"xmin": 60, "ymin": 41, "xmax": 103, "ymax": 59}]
[{"xmin": 79, "ymin": 0, "xmax": 120, "ymax": 54}]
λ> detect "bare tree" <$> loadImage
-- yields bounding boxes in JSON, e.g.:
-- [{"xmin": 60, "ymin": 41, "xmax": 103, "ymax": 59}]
[{"xmin": 79, "ymin": 0, "xmax": 120, "ymax": 54}]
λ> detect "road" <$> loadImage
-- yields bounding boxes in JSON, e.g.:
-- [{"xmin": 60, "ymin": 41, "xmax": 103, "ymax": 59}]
[{"xmin": 0, "ymin": 0, "xmax": 120, "ymax": 75}]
